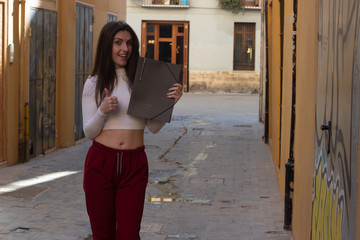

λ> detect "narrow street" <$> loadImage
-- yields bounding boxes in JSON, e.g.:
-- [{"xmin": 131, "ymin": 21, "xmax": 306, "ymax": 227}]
[{"xmin": 0, "ymin": 93, "xmax": 293, "ymax": 240}]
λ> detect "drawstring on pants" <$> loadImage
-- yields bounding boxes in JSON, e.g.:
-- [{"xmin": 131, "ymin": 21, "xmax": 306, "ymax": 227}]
[{"xmin": 116, "ymin": 152, "xmax": 123, "ymax": 175}]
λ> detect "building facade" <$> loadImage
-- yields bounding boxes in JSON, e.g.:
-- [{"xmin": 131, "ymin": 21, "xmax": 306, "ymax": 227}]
[
  {"xmin": 261, "ymin": 0, "xmax": 360, "ymax": 239},
  {"xmin": 0, "ymin": 0, "xmax": 126, "ymax": 168},
  {"xmin": 127, "ymin": 0, "xmax": 261, "ymax": 93}
]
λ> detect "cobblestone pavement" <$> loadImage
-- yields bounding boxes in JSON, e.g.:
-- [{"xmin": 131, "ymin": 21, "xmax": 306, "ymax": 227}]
[{"xmin": 0, "ymin": 93, "xmax": 294, "ymax": 240}]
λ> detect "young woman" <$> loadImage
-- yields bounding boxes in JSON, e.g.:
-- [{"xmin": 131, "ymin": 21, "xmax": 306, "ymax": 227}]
[{"xmin": 82, "ymin": 21, "xmax": 182, "ymax": 240}]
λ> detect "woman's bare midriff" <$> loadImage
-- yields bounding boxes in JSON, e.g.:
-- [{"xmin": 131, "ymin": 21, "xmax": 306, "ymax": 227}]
[{"xmin": 95, "ymin": 129, "xmax": 144, "ymax": 150}]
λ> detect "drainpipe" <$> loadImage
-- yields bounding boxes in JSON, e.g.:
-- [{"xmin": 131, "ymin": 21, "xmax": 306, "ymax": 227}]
[
  {"xmin": 263, "ymin": 0, "xmax": 269, "ymax": 143},
  {"xmin": 284, "ymin": 0, "xmax": 297, "ymax": 230}
]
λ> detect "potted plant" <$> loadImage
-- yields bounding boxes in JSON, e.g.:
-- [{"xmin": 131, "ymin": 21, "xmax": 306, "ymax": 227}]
[{"xmin": 218, "ymin": 0, "xmax": 244, "ymax": 13}]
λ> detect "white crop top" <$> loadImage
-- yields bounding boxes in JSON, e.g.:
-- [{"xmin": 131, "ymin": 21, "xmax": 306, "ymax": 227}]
[{"xmin": 82, "ymin": 68, "xmax": 165, "ymax": 139}]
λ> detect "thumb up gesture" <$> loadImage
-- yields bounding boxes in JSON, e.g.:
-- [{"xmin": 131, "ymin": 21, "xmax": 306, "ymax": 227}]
[{"xmin": 99, "ymin": 88, "xmax": 118, "ymax": 114}]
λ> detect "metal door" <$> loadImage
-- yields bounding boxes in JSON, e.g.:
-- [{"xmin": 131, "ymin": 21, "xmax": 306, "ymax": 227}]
[
  {"xmin": 29, "ymin": 8, "xmax": 57, "ymax": 157},
  {"xmin": 311, "ymin": 1, "xmax": 360, "ymax": 239},
  {"xmin": 75, "ymin": 3, "xmax": 93, "ymax": 141},
  {"xmin": 0, "ymin": 2, "xmax": 5, "ymax": 165}
]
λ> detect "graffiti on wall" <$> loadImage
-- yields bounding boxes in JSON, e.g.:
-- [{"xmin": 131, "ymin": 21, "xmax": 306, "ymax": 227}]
[
  {"xmin": 311, "ymin": 0, "xmax": 360, "ymax": 239},
  {"xmin": 312, "ymin": 147, "xmax": 344, "ymax": 240}
]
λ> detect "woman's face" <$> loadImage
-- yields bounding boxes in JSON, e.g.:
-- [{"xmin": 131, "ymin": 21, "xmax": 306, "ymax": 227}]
[{"xmin": 112, "ymin": 30, "xmax": 133, "ymax": 68}]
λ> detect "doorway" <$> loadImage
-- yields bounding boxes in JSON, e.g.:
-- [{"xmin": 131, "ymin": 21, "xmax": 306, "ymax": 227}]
[
  {"xmin": 141, "ymin": 21, "xmax": 189, "ymax": 91},
  {"xmin": 0, "ymin": 1, "xmax": 5, "ymax": 166},
  {"xmin": 29, "ymin": 7, "xmax": 57, "ymax": 157},
  {"xmin": 74, "ymin": 3, "xmax": 93, "ymax": 141}
]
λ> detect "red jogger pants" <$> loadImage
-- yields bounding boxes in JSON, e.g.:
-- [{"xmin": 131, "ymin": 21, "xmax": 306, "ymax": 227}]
[{"xmin": 83, "ymin": 140, "xmax": 148, "ymax": 240}]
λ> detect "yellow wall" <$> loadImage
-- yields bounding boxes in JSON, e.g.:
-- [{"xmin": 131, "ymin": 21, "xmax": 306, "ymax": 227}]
[
  {"xmin": 3, "ymin": 0, "xmax": 126, "ymax": 166},
  {"xmin": 277, "ymin": 0, "xmax": 294, "ymax": 199},
  {"xmin": 267, "ymin": 0, "xmax": 281, "ymax": 186},
  {"xmin": 263, "ymin": 1, "xmax": 318, "ymax": 238},
  {"xmin": 266, "ymin": 0, "xmax": 295, "ymax": 199},
  {"xmin": 263, "ymin": 0, "xmax": 317, "ymax": 238},
  {"xmin": 0, "ymin": 0, "xmax": 8, "ymax": 169},
  {"xmin": 292, "ymin": 0, "xmax": 318, "ymax": 239},
  {"xmin": 6, "ymin": 0, "xmax": 21, "ymax": 166},
  {"xmin": 263, "ymin": 0, "xmax": 360, "ymax": 239},
  {"xmin": 57, "ymin": 0, "xmax": 77, "ymax": 148}
]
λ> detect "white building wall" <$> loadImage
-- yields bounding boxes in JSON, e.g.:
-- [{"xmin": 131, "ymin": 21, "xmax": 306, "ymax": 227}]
[
  {"xmin": 127, "ymin": 0, "xmax": 261, "ymax": 92},
  {"xmin": 127, "ymin": 0, "xmax": 260, "ymax": 72}
]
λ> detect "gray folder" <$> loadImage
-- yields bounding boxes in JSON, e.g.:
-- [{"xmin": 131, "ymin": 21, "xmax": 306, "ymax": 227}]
[{"xmin": 127, "ymin": 57, "xmax": 182, "ymax": 122}]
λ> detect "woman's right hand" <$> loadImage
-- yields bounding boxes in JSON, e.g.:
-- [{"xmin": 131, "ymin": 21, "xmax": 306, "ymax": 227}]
[{"xmin": 99, "ymin": 88, "xmax": 118, "ymax": 114}]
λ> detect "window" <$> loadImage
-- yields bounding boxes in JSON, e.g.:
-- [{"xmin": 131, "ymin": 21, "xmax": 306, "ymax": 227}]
[
  {"xmin": 152, "ymin": 0, "xmax": 180, "ymax": 5},
  {"xmin": 234, "ymin": 23, "xmax": 255, "ymax": 70},
  {"xmin": 107, "ymin": 13, "xmax": 117, "ymax": 22},
  {"xmin": 142, "ymin": 0, "xmax": 189, "ymax": 8},
  {"xmin": 244, "ymin": 0, "xmax": 259, "ymax": 7}
]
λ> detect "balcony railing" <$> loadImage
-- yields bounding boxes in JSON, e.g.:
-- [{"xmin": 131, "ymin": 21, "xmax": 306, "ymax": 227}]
[{"xmin": 141, "ymin": 0, "xmax": 189, "ymax": 8}]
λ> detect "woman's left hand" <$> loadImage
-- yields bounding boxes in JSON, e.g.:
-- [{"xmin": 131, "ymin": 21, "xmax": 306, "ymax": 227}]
[{"xmin": 167, "ymin": 83, "xmax": 183, "ymax": 104}]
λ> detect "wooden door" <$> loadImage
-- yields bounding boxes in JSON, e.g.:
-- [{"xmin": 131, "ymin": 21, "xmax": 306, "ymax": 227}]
[
  {"xmin": 234, "ymin": 23, "xmax": 255, "ymax": 70},
  {"xmin": 75, "ymin": 3, "xmax": 93, "ymax": 140},
  {"xmin": 311, "ymin": 1, "xmax": 360, "ymax": 239},
  {"xmin": 0, "ymin": 1, "xmax": 5, "ymax": 166},
  {"xmin": 29, "ymin": 8, "xmax": 57, "ymax": 157},
  {"xmin": 142, "ymin": 21, "xmax": 189, "ymax": 91}
]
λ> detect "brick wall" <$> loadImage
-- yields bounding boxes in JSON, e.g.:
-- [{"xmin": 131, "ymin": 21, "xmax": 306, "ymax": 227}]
[{"xmin": 189, "ymin": 71, "xmax": 260, "ymax": 93}]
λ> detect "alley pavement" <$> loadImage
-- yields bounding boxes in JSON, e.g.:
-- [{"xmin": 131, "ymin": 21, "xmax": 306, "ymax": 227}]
[{"xmin": 0, "ymin": 93, "xmax": 294, "ymax": 240}]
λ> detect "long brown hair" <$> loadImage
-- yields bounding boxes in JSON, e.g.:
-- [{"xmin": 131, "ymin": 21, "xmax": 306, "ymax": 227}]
[{"xmin": 91, "ymin": 21, "xmax": 140, "ymax": 107}]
